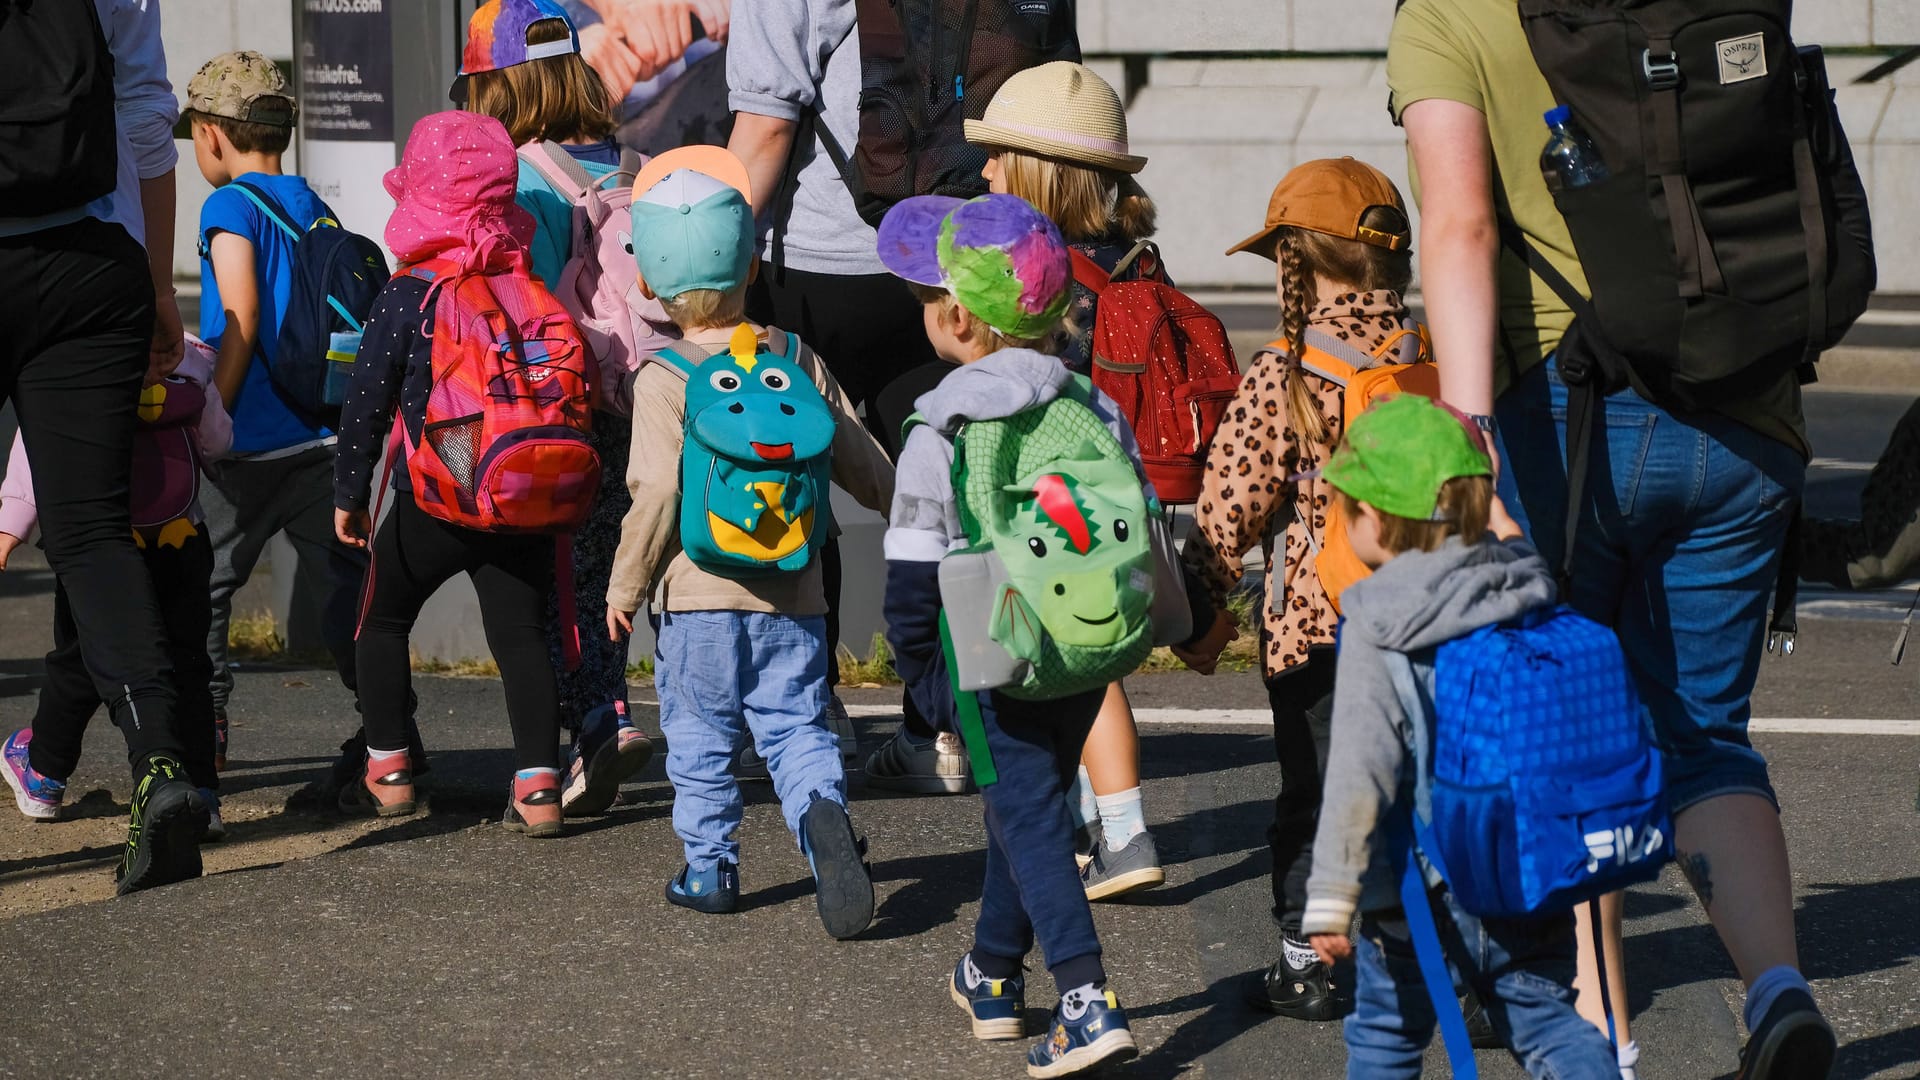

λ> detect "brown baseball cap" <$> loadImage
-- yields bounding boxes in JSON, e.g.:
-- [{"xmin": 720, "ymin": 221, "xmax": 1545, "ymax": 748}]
[
  {"xmin": 184, "ymin": 51, "xmax": 296, "ymax": 128},
  {"xmin": 1225, "ymin": 157, "xmax": 1410, "ymax": 260}
]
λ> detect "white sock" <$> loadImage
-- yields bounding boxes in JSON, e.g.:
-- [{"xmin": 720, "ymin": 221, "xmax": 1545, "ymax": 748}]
[
  {"xmin": 1282, "ymin": 937, "xmax": 1321, "ymax": 970},
  {"xmin": 1095, "ymin": 787, "xmax": 1147, "ymax": 851},
  {"xmin": 1059, "ymin": 982, "xmax": 1103, "ymax": 1020},
  {"xmin": 368, "ymin": 746, "xmax": 409, "ymax": 767},
  {"xmin": 1617, "ymin": 1038, "xmax": 1640, "ymax": 1080},
  {"xmin": 1068, "ymin": 766, "xmax": 1097, "ymax": 830}
]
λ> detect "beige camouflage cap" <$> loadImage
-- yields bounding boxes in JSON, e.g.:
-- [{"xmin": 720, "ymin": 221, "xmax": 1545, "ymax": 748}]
[{"xmin": 185, "ymin": 51, "xmax": 296, "ymax": 127}]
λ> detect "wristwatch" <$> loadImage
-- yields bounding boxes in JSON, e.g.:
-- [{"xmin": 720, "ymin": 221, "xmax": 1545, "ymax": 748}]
[{"xmin": 1464, "ymin": 412, "xmax": 1497, "ymax": 436}]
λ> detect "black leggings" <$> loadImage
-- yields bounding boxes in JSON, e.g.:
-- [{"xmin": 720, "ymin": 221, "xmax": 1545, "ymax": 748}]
[
  {"xmin": 357, "ymin": 497, "xmax": 560, "ymax": 770},
  {"xmin": 1267, "ymin": 646, "xmax": 1337, "ymax": 937},
  {"xmin": 0, "ymin": 219, "xmax": 184, "ymax": 776}
]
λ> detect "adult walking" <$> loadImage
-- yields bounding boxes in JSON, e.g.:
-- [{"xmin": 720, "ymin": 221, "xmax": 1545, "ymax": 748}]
[
  {"xmin": 724, "ymin": 0, "xmax": 951, "ymax": 787},
  {"xmin": 0, "ymin": 0, "xmax": 208, "ymax": 891},
  {"xmin": 1389, "ymin": 2, "xmax": 1873, "ymax": 1078}
]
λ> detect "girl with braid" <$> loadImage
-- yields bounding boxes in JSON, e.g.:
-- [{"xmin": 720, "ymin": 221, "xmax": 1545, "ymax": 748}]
[{"xmin": 1179, "ymin": 158, "xmax": 1420, "ymax": 1021}]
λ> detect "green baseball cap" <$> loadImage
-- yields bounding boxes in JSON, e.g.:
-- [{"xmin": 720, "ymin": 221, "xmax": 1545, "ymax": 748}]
[{"xmin": 1322, "ymin": 394, "xmax": 1492, "ymax": 520}]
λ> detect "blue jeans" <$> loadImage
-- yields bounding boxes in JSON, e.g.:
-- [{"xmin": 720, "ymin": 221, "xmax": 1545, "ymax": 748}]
[
  {"xmin": 654, "ymin": 610, "xmax": 844, "ymax": 870},
  {"xmin": 1494, "ymin": 357, "xmax": 1804, "ymax": 812},
  {"xmin": 1346, "ymin": 892, "xmax": 1619, "ymax": 1080},
  {"xmin": 971, "ymin": 688, "xmax": 1106, "ymax": 995}
]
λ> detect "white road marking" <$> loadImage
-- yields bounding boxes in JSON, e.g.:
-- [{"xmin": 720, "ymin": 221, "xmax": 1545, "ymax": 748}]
[
  {"xmin": 822, "ymin": 703, "xmax": 1918, "ymax": 734},
  {"xmin": 1808, "ymin": 456, "xmax": 1875, "ymax": 472}
]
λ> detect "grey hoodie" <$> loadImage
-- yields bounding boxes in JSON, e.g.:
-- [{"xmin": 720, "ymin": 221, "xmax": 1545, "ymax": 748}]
[{"xmin": 1300, "ymin": 536, "xmax": 1557, "ymax": 937}]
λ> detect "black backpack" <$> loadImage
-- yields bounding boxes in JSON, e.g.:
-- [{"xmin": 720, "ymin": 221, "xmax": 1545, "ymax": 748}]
[
  {"xmin": 1511, "ymin": 0, "xmax": 1875, "ymax": 409},
  {"xmin": 0, "ymin": 0, "xmax": 118, "ymax": 216},
  {"xmin": 227, "ymin": 182, "xmax": 388, "ymax": 427},
  {"xmin": 837, "ymin": 0, "xmax": 1079, "ymax": 227}
]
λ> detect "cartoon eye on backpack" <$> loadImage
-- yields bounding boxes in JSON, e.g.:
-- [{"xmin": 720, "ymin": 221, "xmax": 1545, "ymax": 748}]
[{"xmin": 651, "ymin": 324, "xmax": 837, "ymax": 577}]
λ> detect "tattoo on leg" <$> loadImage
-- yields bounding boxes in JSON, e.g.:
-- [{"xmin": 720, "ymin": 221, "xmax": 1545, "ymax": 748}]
[{"xmin": 1679, "ymin": 850, "xmax": 1714, "ymax": 909}]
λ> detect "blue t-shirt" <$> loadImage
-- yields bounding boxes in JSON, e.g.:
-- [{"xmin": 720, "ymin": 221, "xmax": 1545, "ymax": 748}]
[
  {"xmin": 198, "ymin": 172, "xmax": 336, "ymax": 454},
  {"xmin": 515, "ymin": 149, "xmax": 621, "ymax": 289}
]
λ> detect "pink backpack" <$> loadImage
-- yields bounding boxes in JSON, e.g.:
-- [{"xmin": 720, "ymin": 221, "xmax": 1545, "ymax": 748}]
[
  {"xmin": 518, "ymin": 142, "xmax": 677, "ymax": 416},
  {"xmin": 398, "ymin": 256, "xmax": 601, "ymax": 533}
]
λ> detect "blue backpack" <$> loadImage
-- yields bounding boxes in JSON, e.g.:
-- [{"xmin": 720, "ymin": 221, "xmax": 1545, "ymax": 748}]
[
  {"xmin": 1417, "ymin": 604, "xmax": 1672, "ymax": 918},
  {"xmin": 229, "ymin": 182, "xmax": 388, "ymax": 427},
  {"xmin": 649, "ymin": 324, "xmax": 836, "ymax": 578}
]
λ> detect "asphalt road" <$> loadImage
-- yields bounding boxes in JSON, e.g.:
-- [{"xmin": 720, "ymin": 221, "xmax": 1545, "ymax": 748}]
[{"xmin": 0, "ymin": 386, "xmax": 1911, "ymax": 1078}]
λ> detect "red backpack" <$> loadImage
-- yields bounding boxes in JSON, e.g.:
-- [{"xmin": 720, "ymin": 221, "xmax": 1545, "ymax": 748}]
[
  {"xmin": 1072, "ymin": 243, "xmax": 1240, "ymax": 504},
  {"xmin": 399, "ymin": 257, "xmax": 601, "ymax": 533}
]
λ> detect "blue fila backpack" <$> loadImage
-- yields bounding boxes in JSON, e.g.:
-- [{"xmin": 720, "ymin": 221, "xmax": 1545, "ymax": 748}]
[{"xmin": 1417, "ymin": 604, "xmax": 1673, "ymax": 918}]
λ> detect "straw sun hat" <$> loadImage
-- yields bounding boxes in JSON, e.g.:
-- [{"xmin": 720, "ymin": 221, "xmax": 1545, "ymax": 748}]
[{"xmin": 964, "ymin": 61, "xmax": 1147, "ymax": 174}]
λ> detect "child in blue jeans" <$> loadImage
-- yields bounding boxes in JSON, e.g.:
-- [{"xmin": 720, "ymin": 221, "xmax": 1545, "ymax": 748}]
[
  {"xmin": 1300, "ymin": 395, "xmax": 1618, "ymax": 1080},
  {"xmin": 879, "ymin": 193, "xmax": 1147, "ymax": 1079},
  {"xmin": 603, "ymin": 147, "xmax": 894, "ymax": 939}
]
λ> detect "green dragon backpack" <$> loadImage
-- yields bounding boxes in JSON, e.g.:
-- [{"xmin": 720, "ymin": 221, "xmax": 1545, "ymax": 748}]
[
  {"xmin": 650, "ymin": 324, "xmax": 835, "ymax": 578},
  {"xmin": 925, "ymin": 377, "xmax": 1158, "ymax": 704}
]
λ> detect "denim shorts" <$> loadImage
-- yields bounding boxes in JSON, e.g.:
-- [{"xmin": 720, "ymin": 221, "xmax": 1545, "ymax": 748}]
[{"xmin": 1493, "ymin": 356, "xmax": 1804, "ymax": 813}]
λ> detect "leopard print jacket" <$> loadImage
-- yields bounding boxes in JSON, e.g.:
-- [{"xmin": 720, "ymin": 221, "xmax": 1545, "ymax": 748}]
[
  {"xmin": 1182, "ymin": 291, "xmax": 1419, "ymax": 678},
  {"xmin": 1800, "ymin": 396, "xmax": 1920, "ymax": 591}
]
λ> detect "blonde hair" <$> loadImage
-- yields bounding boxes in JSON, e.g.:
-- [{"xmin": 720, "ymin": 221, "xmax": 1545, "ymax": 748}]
[
  {"xmin": 1334, "ymin": 475, "xmax": 1492, "ymax": 556},
  {"xmin": 659, "ymin": 286, "xmax": 748, "ymax": 331},
  {"xmin": 464, "ymin": 18, "xmax": 615, "ymax": 144},
  {"xmin": 995, "ymin": 149, "xmax": 1156, "ymax": 243},
  {"xmin": 1274, "ymin": 206, "xmax": 1415, "ymax": 447}
]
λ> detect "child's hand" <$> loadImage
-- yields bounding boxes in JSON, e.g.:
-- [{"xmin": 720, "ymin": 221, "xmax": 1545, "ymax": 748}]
[
  {"xmin": 334, "ymin": 508, "xmax": 371, "ymax": 549},
  {"xmin": 0, "ymin": 531, "xmax": 19, "ymax": 571},
  {"xmin": 1171, "ymin": 609, "xmax": 1239, "ymax": 674},
  {"xmin": 1488, "ymin": 493, "xmax": 1525, "ymax": 542},
  {"xmin": 607, "ymin": 607, "xmax": 635, "ymax": 642},
  {"xmin": 1310, "ymin": 933, "xmax": 1352, "ymax": 966}
]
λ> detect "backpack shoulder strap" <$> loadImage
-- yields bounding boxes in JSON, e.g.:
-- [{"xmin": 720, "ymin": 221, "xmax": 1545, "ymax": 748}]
[
  {"xmin": 1395, "ymin": 810, "xmax": 1482, "ymax": 1080},
  {"xmin": 648, "ymin": 339, "xmax": 711, "ymax": 381},
  {"xmin": 518, "ymin": 141, "xmax": 595, "ymax": 202},
  {"xmin": 229, "ymin": 181, "xmax": 304, "ymax": 244},
  {"xmin": 1108, "ymin": 240, "xmax": 1164, "ymax": 283},
  {"xmin": 759, "ymin": 325, "xmax": 797, "ymax": 360},
  {"xmin": 1068, "ymin": 249, "xmax": 1112, "ymax": 296},
  {"xmin": 1371, "ymin": 321, "xmax": 1432, "ymax": 366},
  {"xmin": 1294, "ymin": 335, "xmax": 1358, "ymax": 388}
]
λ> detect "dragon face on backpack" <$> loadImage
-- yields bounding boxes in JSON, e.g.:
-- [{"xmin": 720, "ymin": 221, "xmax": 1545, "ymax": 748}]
[
  {"xmin": 657, "ymin": 325, "xmax": 836, "ymax": 577},
  {"xmin": 948, "ymin": 384, "xmax": 1156, "ymax": 700}
]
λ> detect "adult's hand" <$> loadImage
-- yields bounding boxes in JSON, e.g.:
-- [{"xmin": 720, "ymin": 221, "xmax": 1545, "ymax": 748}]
[
  {"xmin": 148, "ymin": 289, "xmax": 185, "ymax": 384},
  {"xmin": 591, "ymin": 0, "xmax": 698, "ymax": 84},
  {"xmin": 0, "ymin": 531, "xmax": 20, "ymax": 571},
  {"xmin": 581, "ymin": 23, "xmax": 649, "ymax": 102}
]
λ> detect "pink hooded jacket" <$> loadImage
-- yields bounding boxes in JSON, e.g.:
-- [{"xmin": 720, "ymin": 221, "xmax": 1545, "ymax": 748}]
[{"xmin": 384, "ymin": 111, "xmax": 538, "ymax": 274}]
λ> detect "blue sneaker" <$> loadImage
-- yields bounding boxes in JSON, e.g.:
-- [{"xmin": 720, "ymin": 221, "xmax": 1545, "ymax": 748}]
[
  {"xmin": 665, "ymin": 860, "xmax": 739, "ymax": 914},
  {"xmin": 949, "ymin": 953, "xmax": 1025, "ymax": 1041},
  {"xmin": 800, "ymin": 794, "xmax": 873, "ymax": 940},
  {"xmin": 1027, "ymin": 988, "xmax": 1138, "ymax": 1079},
  {"xmin": 561, "ymin": 701, "xmax": 654, "ymax": 817},
  {"xmin": 198, "ymin": 788, "xmax": 227, "ymax": 843},
  {"xmin": 2, "ymin": 729, "xmax": 65, "ymax": 821}
]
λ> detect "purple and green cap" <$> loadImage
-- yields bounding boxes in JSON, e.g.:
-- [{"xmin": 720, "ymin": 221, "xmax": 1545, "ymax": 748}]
[{"xmin": 877, "ymin": 194, "xmax": 1071, "ymax": 341}]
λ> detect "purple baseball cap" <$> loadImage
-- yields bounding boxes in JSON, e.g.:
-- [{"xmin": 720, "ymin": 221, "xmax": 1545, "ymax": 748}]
[
  {"xmin": 876, "ymin": 194, "xmax": 1071, "ymax": 340},
  {"xmin": 450, "ymin": 0, "xmax": 581, "ymax": 102}
]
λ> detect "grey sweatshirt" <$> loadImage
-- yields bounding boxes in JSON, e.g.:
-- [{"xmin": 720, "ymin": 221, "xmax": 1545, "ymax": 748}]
[
  {"xmin": 726, "ymin": 0, "xmax": 883, "ymax": 276},
  {"xmin": 1300, "ymin": 536, "xmax": 1557, "ymax": 937}
]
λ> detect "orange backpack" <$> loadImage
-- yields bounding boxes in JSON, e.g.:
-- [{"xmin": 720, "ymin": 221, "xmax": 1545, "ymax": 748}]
[{"xmin": 1267, "ymin": 321, "xmax": 1437, "ymax": 613}]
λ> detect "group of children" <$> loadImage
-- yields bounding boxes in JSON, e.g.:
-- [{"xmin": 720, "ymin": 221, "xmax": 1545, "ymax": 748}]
[{"xmin": 0, "ymin": 2, "xmax": 1710, "ymax": 1078}]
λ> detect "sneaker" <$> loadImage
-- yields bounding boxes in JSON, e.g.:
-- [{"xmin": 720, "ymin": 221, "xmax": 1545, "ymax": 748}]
[
  {"xmin": 1081, "ymin": 830, "xmax": 1165, "ymax": 902},
  {"xmin": 1073, "ymin": 821, "xmax": 1102, "ymax": 872},
  {"xmin": 2, "ymin": 729, "xmax": 65, "ymax": 821},
  {"xmin": 800, "ymin": 794, "xmax": 874, "ymax": 939},
  {"xmin": 1256, "ymin": 938, "xmax": 1339, "ymax": 1021},
  {"xmin": 339, "ymin": 755, "xmax": 417, "ymax": 818},
  {"xmin": 826, "ymin": 695, "xmax": 859, "ymax": 765},
  {"xmin": 1734, "ymin": 988, "xmax": 1835, "ymax": 1080},
  {"xmin": 213, "ymin": 710, "xmax": 229, "ymax": 772},
  {"xmin": 562, "ymin": 701, "xmax": 654, "ymax": 817},
  {"xmin": 502, "ymin": 772, "xmax": 563, "ymax": 838},
  {"xmin": 949, "ymin": 953, "xmax": 1025, "ymax": 1041},
  {"xmin": 864, "ymin": 728, "xmax": 971, "ymax": 795},
  {"xmin": 199, "ymin": 788, "xmax": 227, "ymax": 843},
  {"xmin": 116, "ymin": 756, "xmax": 209, "ymax": 895},
  {"xmin": 665, "ymin": 860, "xmax": 739, "ymax": 914},
  {"xmin": 1027, "ymin": 989, "xmax": 1138, "ymax": 1079}
]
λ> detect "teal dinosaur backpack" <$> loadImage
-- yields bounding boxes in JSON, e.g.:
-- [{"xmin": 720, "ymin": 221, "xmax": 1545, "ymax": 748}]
[
  {"xmin": 923, "ymin": 377, "xmax": 1159, "ymax": 704},
  {"xmin": 651, "ymin": 324, "xmax": 835, "ymax": 578}
]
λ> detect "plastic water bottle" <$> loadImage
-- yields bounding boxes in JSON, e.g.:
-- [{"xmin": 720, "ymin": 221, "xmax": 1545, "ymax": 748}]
[{"xmin": 1540, "ymin": 105, "xmax": 1609, "ymax": 192}]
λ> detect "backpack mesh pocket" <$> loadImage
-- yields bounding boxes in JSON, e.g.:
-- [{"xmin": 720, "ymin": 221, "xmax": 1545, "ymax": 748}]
[{"xmin": 426, "ymin": 414, "xmax": 483, "ymax": 495}]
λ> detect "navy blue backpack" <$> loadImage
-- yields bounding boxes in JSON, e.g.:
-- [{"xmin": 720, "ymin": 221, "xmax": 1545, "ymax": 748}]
[
  {"xmin": 229, "ymin": 182, "xmax": 387, "ymax": 426},
  {"xmin": 1398, "ymin": 604, "xmax": 1671, "ymax": 1078}
]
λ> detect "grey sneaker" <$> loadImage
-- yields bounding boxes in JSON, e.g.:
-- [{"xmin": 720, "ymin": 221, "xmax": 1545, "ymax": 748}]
[
  {"xmin": 1081, "ymin": 830, "xmax": 1165, "ymax": 901},
  {"xmin": 863, "ymin": 728, "xmax": 971, "ymax": 795},
  {"xmin": 736, "ymin": 695, "xmax": 857, "ymax": 780}
]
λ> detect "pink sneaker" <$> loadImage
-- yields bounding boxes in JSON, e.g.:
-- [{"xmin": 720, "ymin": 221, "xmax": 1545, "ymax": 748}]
[{"xmin": 2, "ymin": 729, "xmax": 65, "ymax": 821}]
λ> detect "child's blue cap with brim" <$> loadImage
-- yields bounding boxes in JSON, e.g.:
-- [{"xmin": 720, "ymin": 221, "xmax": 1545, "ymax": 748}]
[{"xmin": 630, "ymin": 146, "xmax": 756, "ymax": 302}]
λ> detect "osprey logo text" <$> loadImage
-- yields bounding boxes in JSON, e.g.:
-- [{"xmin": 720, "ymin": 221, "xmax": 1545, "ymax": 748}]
[
  {"xmin": 1585, "ymin": 824, "xmax": 1665, "ymax": 874},
  {"xmin": 1716, "ymin": 32, "xmax": 1767, "ymax": 85}
]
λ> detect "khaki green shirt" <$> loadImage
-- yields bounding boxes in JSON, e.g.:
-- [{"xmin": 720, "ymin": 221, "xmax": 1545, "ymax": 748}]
[{"xmin": 1388, "ymin": 0, "xmax": 1806, "ymax": 455}]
